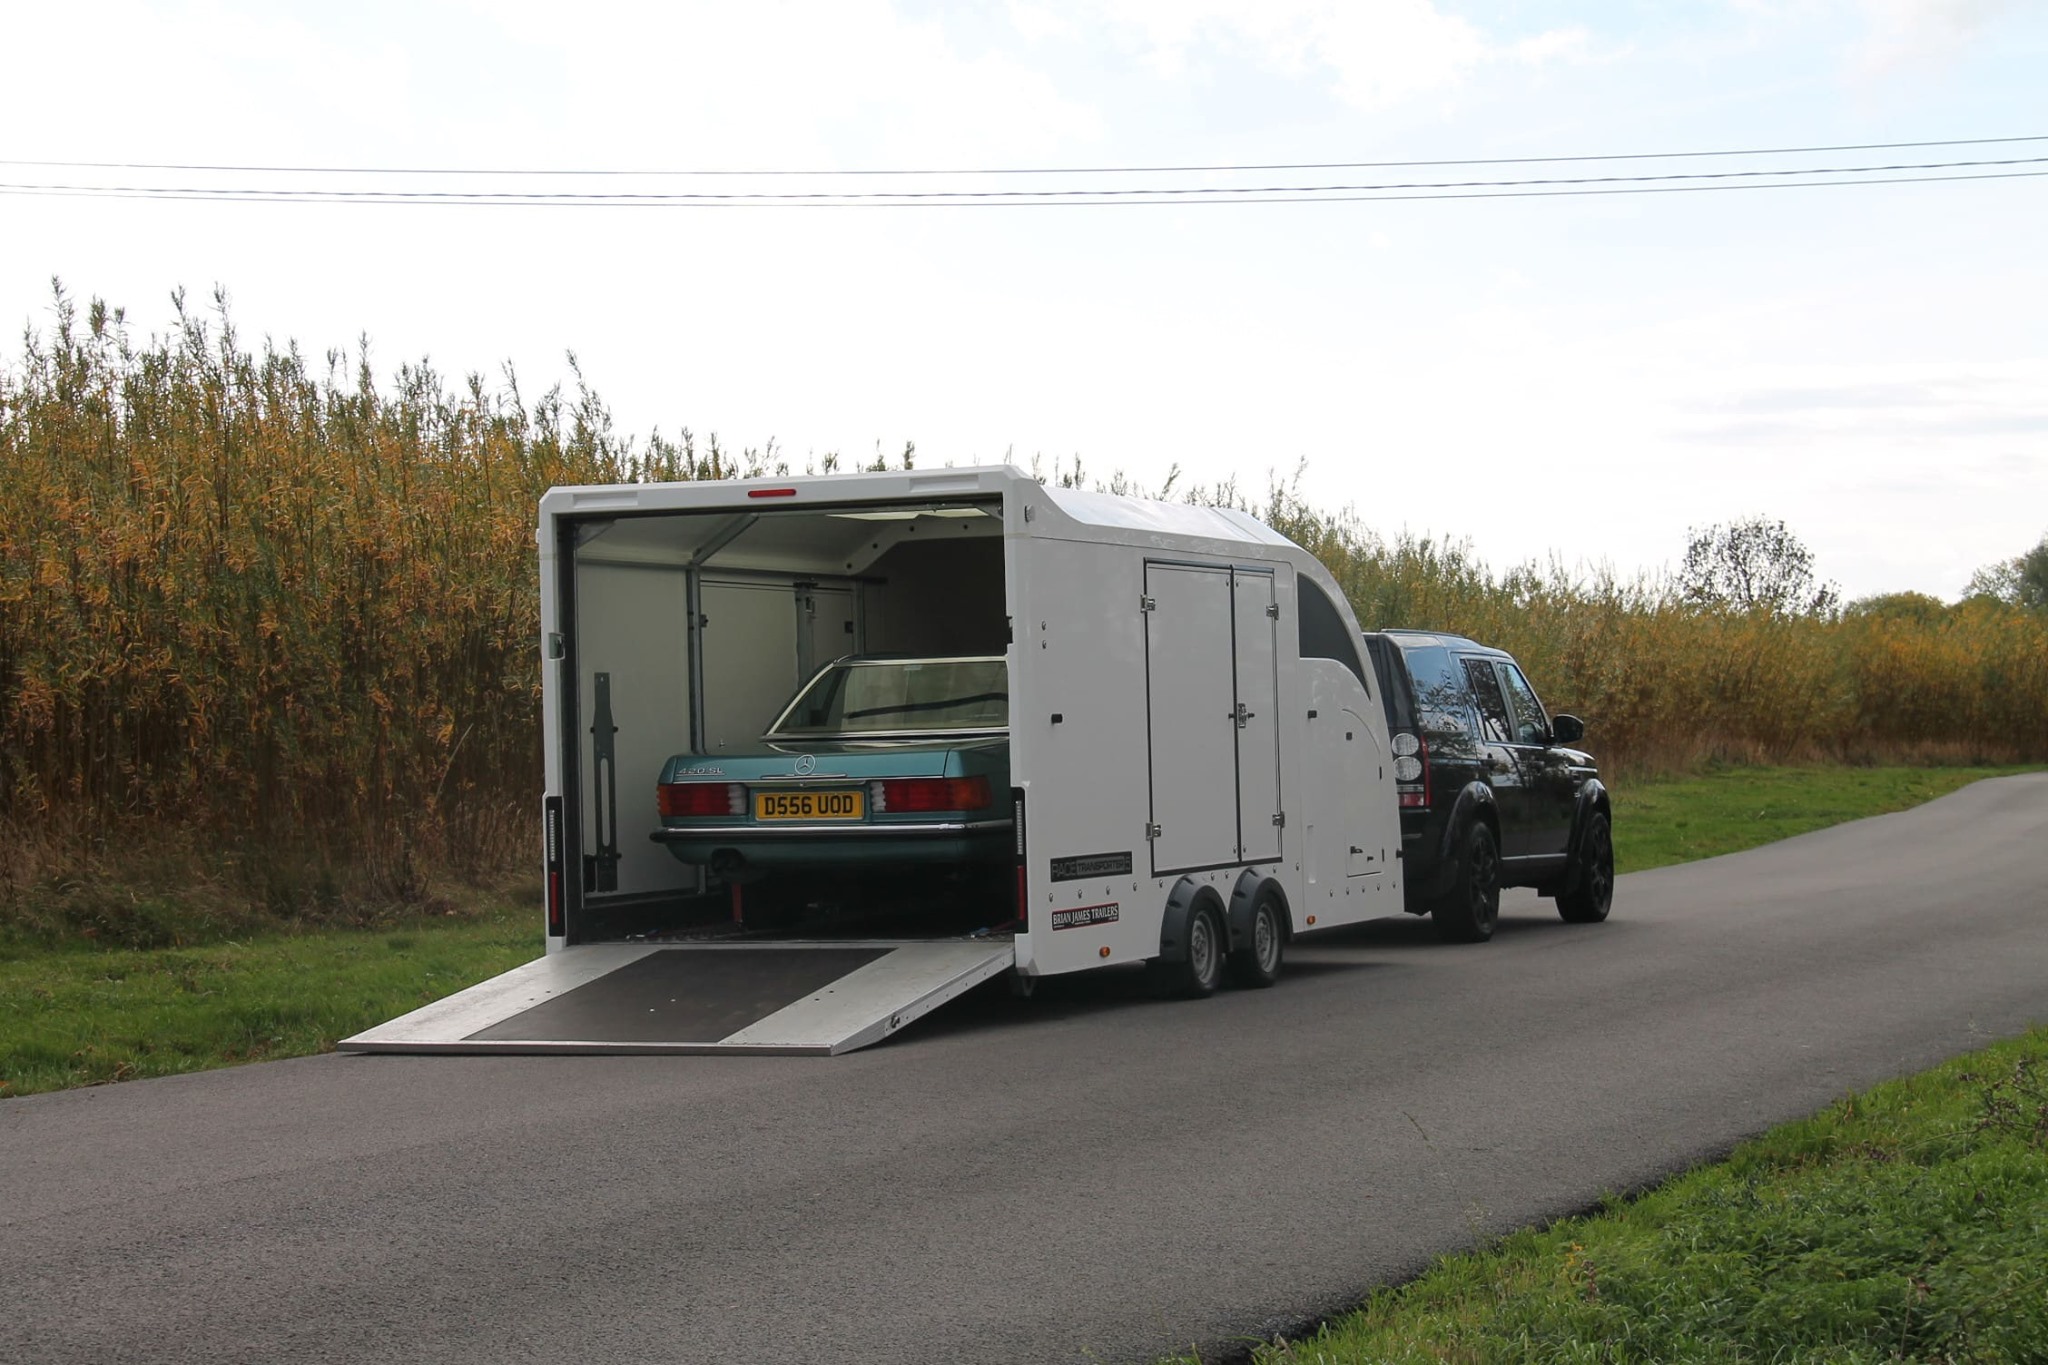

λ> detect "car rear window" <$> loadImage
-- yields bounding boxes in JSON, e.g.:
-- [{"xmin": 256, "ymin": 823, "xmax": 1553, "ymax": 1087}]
[{"xmin": 772, "ymin": 659, "xmax": 1009, "ymax": 735}]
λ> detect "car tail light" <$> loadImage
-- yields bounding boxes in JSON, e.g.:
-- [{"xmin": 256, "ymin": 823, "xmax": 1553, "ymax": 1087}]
[
  {"xmin": 1392, "ymin": 732, "xmax": 1430, "ymax": 809},
  {"xmin": 870, "ymin": 776, "xmax": 993, "ymax": 813},
  {"xmin": 658, "ymin": 782, "xmax": 745, "ymax": 817}
]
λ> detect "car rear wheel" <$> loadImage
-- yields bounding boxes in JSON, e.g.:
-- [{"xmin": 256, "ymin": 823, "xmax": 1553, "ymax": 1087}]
[
  {"xmin": 1433, "ymin": 821, "xmax": 1501, "ymax": 943},
  {"xmin": 1557, "ymin": 811, "xmax": 1614, "ymax": 924},
  {"xmin": 1226, "ymin": 889, "xmax": 1285, "ymax": 989}
]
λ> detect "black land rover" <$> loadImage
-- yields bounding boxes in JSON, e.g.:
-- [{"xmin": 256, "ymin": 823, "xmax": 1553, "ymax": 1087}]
[{"xmin": 1361, "ymin": 630, "xmax": 1613, "ymax": 942}]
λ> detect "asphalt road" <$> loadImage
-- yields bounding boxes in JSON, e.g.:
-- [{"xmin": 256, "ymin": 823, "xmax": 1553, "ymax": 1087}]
[{"xmin": 7, "ymin": 774, "xmax": 2046, "ymax": 1364}]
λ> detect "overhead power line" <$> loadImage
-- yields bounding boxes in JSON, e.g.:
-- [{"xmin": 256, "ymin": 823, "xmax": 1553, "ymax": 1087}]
[
  {"xmin": 2, "ymin": 133, "xmax": 2045, "ymax": 178},
  {"xmin": 2, "ymin": 155, "xmax": 2045, "ymax": 208}
]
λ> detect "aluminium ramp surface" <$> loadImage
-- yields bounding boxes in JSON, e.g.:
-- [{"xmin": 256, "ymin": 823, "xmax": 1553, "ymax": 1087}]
[{"xmin": 337, "ymin": 940, "xmax": 1016, "ymax": 1056}]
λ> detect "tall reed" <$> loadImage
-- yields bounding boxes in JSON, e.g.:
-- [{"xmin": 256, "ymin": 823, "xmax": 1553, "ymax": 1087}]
[{"xmin": 4, "ymin": 287, "xmax": 2044, "ymax": 930}]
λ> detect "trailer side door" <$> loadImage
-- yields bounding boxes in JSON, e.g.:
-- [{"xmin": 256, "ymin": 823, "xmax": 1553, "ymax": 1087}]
[
  {"xmin": 1145, "ymin": 563, "xmax": 1240, "ymax": 873},
  {"xmin": 1144, "ymin": 561, "xmax": 1283, "ymax": 875}
]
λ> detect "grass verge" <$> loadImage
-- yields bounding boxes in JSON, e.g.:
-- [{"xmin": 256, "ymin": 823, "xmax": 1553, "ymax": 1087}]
[
  {"xmin": 0, "ymin": 892, "xmax": 536, "ymax": 1098},
  {"xmin": 1609, "ymin": 765, "xmax": 2036, "ymax": 874},
  {"xmin": 1171, "ymin": 1027, "xmax": 2048, "ymax": 1364}
]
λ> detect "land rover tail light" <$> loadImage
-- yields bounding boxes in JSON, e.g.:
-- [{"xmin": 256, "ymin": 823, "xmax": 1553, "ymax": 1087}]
[
  {"xmin": 544, "ymin": 795, "xmax": 565, "ymax": 937},
  {"xmin": 1392, "ymin": 732, "xmax": 1430, "ymax": 809},
  {"xmin": 869, "ymin": 776, "xmax": 992, "ymax": 813},
  {"xmin": 658, "ymin": 782, "xmax": 745, "ymax": 817}
]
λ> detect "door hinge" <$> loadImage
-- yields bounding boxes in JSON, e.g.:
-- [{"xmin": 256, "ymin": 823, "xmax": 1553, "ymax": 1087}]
[
  {"xmin": 1272, "ymin": 811, "xmax": 1286, "ymax": 828},
  {"xmin": 1145, "ymin": 821, "xmax": 1162, "ymax": 840},
  {"xmin": 1139, "ymin": 595, "xmax": 1156, "ymax": 612},
  {"xmin": 1265, "ymin": 602, "xmax": 1279, "ymax": 619}
]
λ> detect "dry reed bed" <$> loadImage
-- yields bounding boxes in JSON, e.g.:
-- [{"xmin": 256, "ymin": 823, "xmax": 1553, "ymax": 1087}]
[{"xmin": 3, "ymin": 288, "xmax": 2044, "ymax": 924}]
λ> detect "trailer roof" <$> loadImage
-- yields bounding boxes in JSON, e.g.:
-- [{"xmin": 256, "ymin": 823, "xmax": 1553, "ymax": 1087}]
[{"xmin": 1039, "ymin": 485, "xmax": 1291, "ymax": 547}]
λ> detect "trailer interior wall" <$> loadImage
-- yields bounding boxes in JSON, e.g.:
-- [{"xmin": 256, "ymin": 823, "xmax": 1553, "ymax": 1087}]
[{"xmin": 554, "ymin": 495, "xmax": 1007, "ymax": 944}]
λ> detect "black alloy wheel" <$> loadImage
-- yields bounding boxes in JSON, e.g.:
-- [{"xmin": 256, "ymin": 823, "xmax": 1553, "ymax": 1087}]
[{"xmin": 1433, "ymin": 821, "xmax": 1501, "ymax": 943}]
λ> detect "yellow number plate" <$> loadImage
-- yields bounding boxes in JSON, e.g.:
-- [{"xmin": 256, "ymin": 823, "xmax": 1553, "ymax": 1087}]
[{"xmin": 755, "ymin": 790, "xmax": 865, "ymax": 821}]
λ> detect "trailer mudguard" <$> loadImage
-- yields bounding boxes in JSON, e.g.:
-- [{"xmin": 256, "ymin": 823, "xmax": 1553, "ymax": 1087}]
[
  {"xmin": 1226, "ymin": 868, "xmax": 1291, "ymax": 952},
  {"xmin": 1157, "ymin": 876, "xmax": 1226, "ymax": 965}
]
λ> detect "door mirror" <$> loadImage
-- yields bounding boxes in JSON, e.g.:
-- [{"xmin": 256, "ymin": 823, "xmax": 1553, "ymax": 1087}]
[{"xmin": 1551, "ymin": 713, "xmax": 1584, "ymax": 744}]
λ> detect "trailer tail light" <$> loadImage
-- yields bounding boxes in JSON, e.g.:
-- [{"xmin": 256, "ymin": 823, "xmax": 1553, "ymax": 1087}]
[
  {"xmin": 1392, "ymin": 731, "xmax": 1430, "ymax": 809},
  {"xmin": 544, "ymin": 795, "xmax": 565, "ymax": 937},
  {"xmin": 868, "ymin": 776, "xmax": 993, "ymax": 813},
  {"xmin": 658, "ymin": 782, "xmax": 746, "ymax": 817},
  {"xmin": 1012, "ymin": 787, "xmax": 1028, "ymax": 928}
]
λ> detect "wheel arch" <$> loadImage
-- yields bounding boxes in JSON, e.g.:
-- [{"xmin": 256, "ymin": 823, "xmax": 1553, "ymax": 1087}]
[
  {"xmin": 1227, "ymin": 868, "xmax": 1293, "ymax": 954},
  {"xmin": 1436, "ymin": 781, "xmax": 1501, "ymax": 870},
  {"xmin": 1564, "ymin": 778, "xmax": 1611, "ymax": 871},
  {"xmin": 1158, "ymin": 876, "xmax": 1229, "ymax": 965}
]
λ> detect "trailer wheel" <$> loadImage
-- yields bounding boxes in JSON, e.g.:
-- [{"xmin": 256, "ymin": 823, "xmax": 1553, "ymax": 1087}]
[
  {"xmin": 1432, "ymin": 821, "xmax": 1501, "ymax": 943},
  {"xmin": 1152, "ymin": 899, "xmax": 1226, "ymax": 998},
  {"xmin": 1226, "ymin": 887, "xmax": 1285, "ymax": 989}
]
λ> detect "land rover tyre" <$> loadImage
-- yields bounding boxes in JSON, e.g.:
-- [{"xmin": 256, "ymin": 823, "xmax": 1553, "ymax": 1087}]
[
  {"xmin": 1226, "ymin": 886, "xmax": 1286, "ymax": 989},
  {"xmin": 1557, "ymin": 810, "xmax": 1614, "ymax": 924},
  {"xmin": 1433, "ymin": 819, "xmax": 1501, "ymax": 943},
  {"xmin": 1153, "ymin": 897, "xmax": 1226, "ymax": 998}
]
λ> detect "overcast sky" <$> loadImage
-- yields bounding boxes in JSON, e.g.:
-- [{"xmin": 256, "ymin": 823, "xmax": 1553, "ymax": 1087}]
[{"xmin": 4, "ymin": 0, "xmax": 2045, "ymax": 602}]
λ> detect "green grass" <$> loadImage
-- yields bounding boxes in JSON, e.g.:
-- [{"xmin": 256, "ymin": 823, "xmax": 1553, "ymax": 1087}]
[
  {"xmin": 1610, "ymin": 765, "xmax": 2037, "ymax": 875},
  {"xmin": 0, "ymin": 896, "xmax": 537, "ymax": 1097},
  {"xmin": 1168, "ymin": 1028, "xmax": 2048, "ymax": 1365},
  {"xmin": 0, "ymin": 765, "xmax": 2034, "ymax": 1101}
]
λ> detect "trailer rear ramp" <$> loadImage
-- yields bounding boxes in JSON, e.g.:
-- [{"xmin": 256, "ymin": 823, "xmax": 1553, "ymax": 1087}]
[{"xmin": 337, "ymin": 940, "xmax": 1016, "ymax": 1056}]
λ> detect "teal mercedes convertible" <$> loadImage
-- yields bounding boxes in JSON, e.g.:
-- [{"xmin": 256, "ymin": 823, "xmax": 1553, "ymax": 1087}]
[{"xmin": 651, "ymin": 655, "xmax": 1013, "ymax": 887}]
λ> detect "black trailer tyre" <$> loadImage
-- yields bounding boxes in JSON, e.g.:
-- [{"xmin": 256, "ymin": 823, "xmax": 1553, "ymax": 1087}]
[
  {"xmin": 1433, "ymin": 821, "xmax": 1501, "ymax": 943},
  {"xmin": 1557, "ymin": 810, "xmax": 1615, "ymax": 924},
  {"xmin": 1227, "ymin": 888, "xmax": 1286, "ymax": 989},
  {"xmin": 1155, "ymin": 899, "xmax": 1226, "ymax": 998}
]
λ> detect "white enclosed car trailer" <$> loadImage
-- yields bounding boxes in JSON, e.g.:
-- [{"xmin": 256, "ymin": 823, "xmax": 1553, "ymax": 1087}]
[{"xmin": 344, "ymin": 467, "xmax": 1401, "ymax": 1056}]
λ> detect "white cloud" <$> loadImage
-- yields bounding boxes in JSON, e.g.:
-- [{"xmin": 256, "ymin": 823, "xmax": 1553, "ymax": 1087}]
[
  {"xmin": 465, "ymin": 0, "xmax": 1102, "ymax": 166},
  {"xmin": 1080, "ymin": 0, "xmax": 1587, "ymax": 109},
  {"xmin": 1849, "ymin": 0, "xmax": 2018, "ymax": 77}
]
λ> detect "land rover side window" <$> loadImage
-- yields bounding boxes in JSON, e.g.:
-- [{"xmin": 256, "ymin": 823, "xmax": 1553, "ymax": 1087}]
[
  {"xmin": 1296, "ymin": 578, "xmax": 1370, "ymax": 695},
  {"xmin": 1399, "ymin": 644, "xmax": 1475, "ymax": 739},
  {"xmin": 1497, "ymin": 662, "xmax": 1550, "ymax": 746},
  {"xmin": 1461, "ymin": 657, "xmax": 1514, "ymax": 744}
]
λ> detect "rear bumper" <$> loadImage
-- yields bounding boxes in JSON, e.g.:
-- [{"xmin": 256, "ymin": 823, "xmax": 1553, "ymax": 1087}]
[
  {"xmin": 652, "ymin": 818, "xmax": 1012, "ymax": 841},
  {"xmin": 651, "ymin": 819, "xmax": 1014, "ymax": 869}
]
